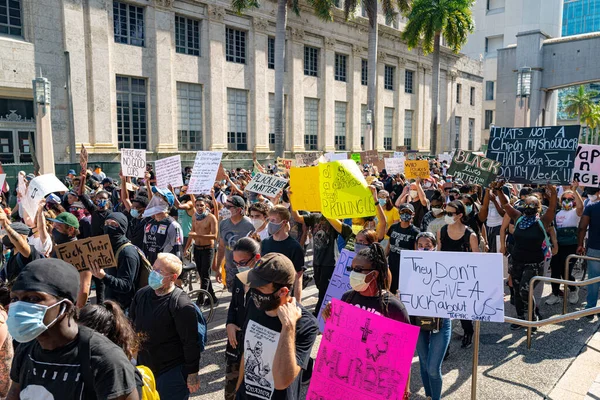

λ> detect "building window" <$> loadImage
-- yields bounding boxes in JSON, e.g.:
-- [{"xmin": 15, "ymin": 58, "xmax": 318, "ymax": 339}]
[
  {"xmin": 384, "ymin": 65, "xmax": 395, "ymax": 91},
  {"xmin": 484, "ymin": 35, "xmax": 503, "ymax": 57},
  {"xmin": 361, "ymin": 0, "xmax": 367, "ymax": 17},
  {"xmin": 485, "ymin": 81, "xmax": 494, "ymax": 101},
  {"xmin": 177, "ymin": 83, "xmax": 203, "ymax": 151},
  {"xmin": 454, "ymin": 117, "xmax": 462, "ymax": 149},
  {"xmin": 304, "ymin": 46, "xmax": 319, "ymax": 77},
  {"xmin": 470, "ymin": 87, "xmax": 475, "ymax": 106},
  {"xmin": 485, "ymin": 110, "xmax": 494, "ymax": 129},
  {"xmin": 456, "ymin": 83, "xmax": 462, "ymax": 103},
  {"xmin": 116, "ymin": 76, "xmax": 147, "ymax": 149},
  {"xmin": 404, "ymin": 110, "xmax": 413, "ymax": 149},
  {"xmin": 268, "ymin": 37, "xmax": 275, "ymax": 69},
  {"xmin": 227, "ymin": 89, "xmax": 248, "ymax": 151},
  {"xmin": 468, "ymin": 118, "xmax": 475, "ymax": 150},
  {"xmin": 384, "ymin": 108, "xmax": 393, "ymax": 150},
  {"xmin": 304, "ymin": 98, "xmax": 319, "ymax": 150},
  {"xmin": 113, "ymin": 1, "xmax": 145, "ymax": 46},
  {"xmin": 175, "ymin": 16, "xmax": 200, "ymax": 56},
  {"xmin": 0, "ymin": 0, "xmax": 22, "ymax": 36},
  {"xmin": 361, "ymin": 59, "xmax": 368, "ymax": 86},
  {"xmin": 361, "ymin": 104, "xmax": 367, "ymax": 150},
  {"xmin": 487, "ymin": 0, "xmax": 505, "ymax": 11},
  {"xmin": 269, "ymin": 93, "xmax": 286, "ymax": 151},
  {"xmin": 405, "ymin": 70, "xmax": 414, "ymax": 94},
  {"xmin": 335, "ymin": 53, "xmax": 347, "ymax": 82},
  {"xmin": 385, "ymin": 14, "xmax": 398, "ymax": 29},
  {"xmin": 334, "ymin": 102, "xmax": 347, "ymax": 151},
  {"xmin": 226, "ymin": 27, "xmax": 246, "ymax": 64}
]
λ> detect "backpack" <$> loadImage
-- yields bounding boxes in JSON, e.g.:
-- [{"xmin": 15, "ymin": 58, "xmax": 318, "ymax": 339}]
[
  {"xmin": 115, "ymin": 243, "xmax": 153, "ymax": 289},
  {"xmin": 169, "ymin": 286, "xmax": 208, "ymax": 352},
  {"xmin": 516, "ymin": 216, "xmax": 552, "ymax": 261}
]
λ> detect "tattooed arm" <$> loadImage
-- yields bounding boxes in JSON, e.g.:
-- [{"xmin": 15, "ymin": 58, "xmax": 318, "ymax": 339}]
[
  {"xmin": 0, "ymin": 310, "xmax": 12, "ymax": 397},
  {"xmin": 0, "ymin": 209, "xmax": 30, "ymax": 258}
]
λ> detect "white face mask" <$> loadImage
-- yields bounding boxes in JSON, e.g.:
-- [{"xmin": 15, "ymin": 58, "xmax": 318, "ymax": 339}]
[
  {"xmin": 349, "ymin": 270, "xmax": 373, "ymax": 292},
  {"xmin": 251, "ymin": 218, "xmax": 264, "ymax": 230},
  {"xmin": 142, "ymin": 196, "xmax": 169, "ymax": 218},
  {"xmin": 410, "ymin": 190, "xmax": 419, "ymax": 199},
  {"xmin": 432, "ymin": 207, "xmax": 443, "ymax": 216},
  {"xmin": 444, "ymin": 215, "xmax": 456, "ymax": 225},
  {"xmin": 590, "ymin": 194, "xmax": 598, "ymax": 203}
]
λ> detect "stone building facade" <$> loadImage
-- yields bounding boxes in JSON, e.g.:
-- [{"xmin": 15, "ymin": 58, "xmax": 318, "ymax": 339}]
[{"xmin": 0, "ymin": 0, "xmax": 482, "ymax": 164}]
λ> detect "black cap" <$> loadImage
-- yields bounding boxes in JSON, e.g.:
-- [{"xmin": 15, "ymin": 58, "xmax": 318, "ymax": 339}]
[
  {"xmin": 101, "ymin": 177, "xmax": 114, "ymax": 185},
  {"xmin": 228, "ymin": 195, "xmax": 245, "ymax": 208},
  {"xmin": 237, "ymin": 253, "xmax": 296, "ymax": 288},
  {"xmin": 12, "ymin": 259, "xmax": 80, "ymax": 303},
  {"xmin": 9, "ymin": 222, "xmax": 31, "ymax": 236},
  {"xmin": 399, "ymin": 203, "xmax": 415, "ymax": 213}
]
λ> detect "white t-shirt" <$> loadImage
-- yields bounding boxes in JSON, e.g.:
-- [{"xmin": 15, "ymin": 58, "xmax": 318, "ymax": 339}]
[
  {"xmin": 555, "ymin": 208, "xmax": 580, "ymax": 229},
  {"xmin": 28, "ymin": 235, "xmax": 52, "ymax": 257},
  {"xmin": 486, "ymin": 203, "xmax": 504, "ymax": 227}
]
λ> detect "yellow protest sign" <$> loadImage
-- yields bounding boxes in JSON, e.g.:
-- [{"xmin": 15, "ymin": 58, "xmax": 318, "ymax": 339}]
[
  {"xmin": 289, "ymin": 166, "xmax": 321, "ymax": 212},
  {"xmin": 319, "ymin": 160, "xmax": 376, "ymax": 219},
  {"xmin": 404, "ymin": 160, "xmax": 430, "ymax": 180}
]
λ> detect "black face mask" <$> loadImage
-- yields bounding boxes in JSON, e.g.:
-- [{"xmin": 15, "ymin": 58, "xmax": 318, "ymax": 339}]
[
  {"xmin": 523, "ymin": 207, "xmax": 537, "ymax": 216},
  {"xmin": 2, "ymin": 235, "xmax": 14, "ymax": 250},
  {"xmin": 52, "ymin": 229, "xmax": 71, "ymax": 245},
  {"xmin": 103, "ymin": 225, "xmax": 119, "ymax": 237},
  {"xmin": 250, "ymin": 288, "xmax": 281, "ymax": 312}
]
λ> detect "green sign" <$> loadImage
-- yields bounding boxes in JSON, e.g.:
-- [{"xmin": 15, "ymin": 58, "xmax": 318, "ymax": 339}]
[{"xmin": 447, "ymin": 150, "xmax": 501, "ymax": 187}]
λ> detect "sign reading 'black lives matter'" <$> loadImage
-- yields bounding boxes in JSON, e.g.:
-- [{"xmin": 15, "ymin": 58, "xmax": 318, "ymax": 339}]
[
  {"xmin": 447, "ymin": 150, "xmax": 500, "ymax": 187},
  {"xmin": 486, "ymin": 125, "xmax": 580, "ymax": 185}
]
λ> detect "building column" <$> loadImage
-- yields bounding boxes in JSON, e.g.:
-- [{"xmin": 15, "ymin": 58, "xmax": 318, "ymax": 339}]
[
  {"xmin": 350, "ymin": 44, "xmax": 364, "ymax": 152},
  {"xmin": 445, "ymin": 70, "xmax": 458, "ymax": 153},
  {"xmin": 322, "ymin": 37, "xmax": 336, "ymax": 152},
  {"xmin": 252, "ymin": 18, "xmax": 269, "ymax": 152},
  {"xmin": 396, "ymin": 57, "xmax": 406, "ymax": 148},
  {"xmin": 289, "ymin": 28, "xmax": 305, "ymax": 152},
  {"xmin": 375, "ymin": 51, "xmax": 385, "ymax": 152},
  {"xmin": 206, "ymin": 5, "xmax": 227, "ymax": 150}
]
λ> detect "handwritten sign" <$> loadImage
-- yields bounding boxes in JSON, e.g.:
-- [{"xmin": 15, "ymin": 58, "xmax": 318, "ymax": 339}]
[
  {"xmin": 120, "ymin": 149, "xmax": 146, "ymax": 178},
  {"xmin": 55, "ymin": 235, "xmax": 115, "ymax": 272},
  {"xmin": 360, "ymin": 150, "xmax": 379, "ymax": 165},
  {"xmin": 155, "ymin": 155, "xmax": 184, "ymax": 189},
  {"xmin": 350, "ymin": 153, "xmax": 361, "ymax": 163},
  {"xmin": 404, "ymin": 160, "xmax": 430, "ymax": 180},
  {"xmin": 447, "ymin": 150, "xmax": 500, "ymax": 187},
  {"xmin": 289, "ymin": 166, "xmax": 321, "ymax": 212},
  {"xmin": 399, "ymin": 250, "xmax": 505, "ymax": 322},
  {"xmin": 79, "ymin": 144, "xmax": 88, "ymax": 170},
  {"xmin": 384, "ymin": 157, "xmax": 405, "ymax": 175},
  {"xmin": 317, "ymin": 249, "xmax": 355, "ymax": 331},
  {"xmin": 21, "ymin": 174, "xmax": 68, "ymax": 220},
  {"xmin": 295, "ymin": 152, "xmax": 320, "ymax": 167},
  {"xmin": 393, "ymin": 152, "xmax": 404, "ymax": 159},
  {"xmin": 572, "ymin": 144, "xmax": 600, "ymax": 187},
  {"xmin": 438, "ymin": 153, "xmax": 453, "ymax": 164},
  {"xmin": 188, "ymin": 151, "xmax": 223, "ymax": 194},
  {"xmin": 486, "ymin": 125, "xmax": 580, "ymax": 184},
  {"xmin": 325, "ymin": 152, "xmax": 348, "ymax": 162},
  {"xmin": 246, "ymin": 173, "xmax": 288, "ymax": 197},
  {"xmin": 307, "ymin": 299, "xmax": 419, "ymax": 400},
  {"xmin": 276, "ymin": 157, "xmax": 294, "ymax": 171},
  {"xmin": 320, "ymin": 160, "xmax": 376, "ymax": 219}
]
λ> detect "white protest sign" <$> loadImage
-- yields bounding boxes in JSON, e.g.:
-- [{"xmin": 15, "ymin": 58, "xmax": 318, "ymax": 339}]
[
  {"xmin": 21, "ymin": 174, "xmax": 69, "ymax": 219},
  {"xmin": 393, "ymin": 152, "xmax": 405, "ymax": 159},
  {"xmin": 399, "ymin": 250, "xmax": 505, "ymax": 322},
  {"xmin": 572, "ymin": 144, "xmax": 600, "ymax": 187},
  {"xmin": 384, "ymin": 157, "xmax": 405, "ymax": 175},
  {"xmin": 324, "ymin": 152, "xmax": 348, "ymax": 162},
  {"xmin": 245, "ymin": 173, "xmax": 288, "ymax": 197},
  {"xmin": 155, "ymin": 155, "xmax": 184, "ymax": 189},
  {"xmin": 187, "ymin": 151, "xmax": 223, "ymax": 194},
  {"xmin": 316, "ymin": 249, "xmax": 355, "ymax": 331},
  {"xmin": 121, "ymin": 149, "xmax": 146, "ymax": 178},
  {"xmin": 438, "ymin": 153, "xmax": 453, "ymax": 164},
  {"xmin": 0, "ymin": 174, "xmax": 6, "ymax": 193}
]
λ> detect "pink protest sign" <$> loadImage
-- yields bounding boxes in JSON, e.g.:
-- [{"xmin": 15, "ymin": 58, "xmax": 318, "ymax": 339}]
[{"xmin": 307, "ymin": 299, "xmax": 419, "ymax": 400}]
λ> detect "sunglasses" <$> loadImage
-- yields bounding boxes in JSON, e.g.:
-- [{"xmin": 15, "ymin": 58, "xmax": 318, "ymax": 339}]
[
  {"xmin": 524, "ymin": 204, "xmax": 538, "ymax": 209},
  {"xmin": 235, "ymin": 258, "xmax": 254, "ymax": 268},
  {"xmin": 346, "ymin": 266, "xmax": 375, "ymax": 274}
]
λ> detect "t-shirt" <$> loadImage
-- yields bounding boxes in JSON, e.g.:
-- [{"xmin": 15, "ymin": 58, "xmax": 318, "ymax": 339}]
[
  {"xmin": 512, "ymin": 221, "xmax": 545, "ymax": 263},
  {"xmin": 261, "ymin": 236, "xmax": 305, "ymax": 272},
  {"xmin": 178, "ymin": 209, "xmax": 193, "ymax": 238},
  {"xmin": 304, "ymin": 213, "xmax": 352, "ymax": 267},
  {"xmin": 3, "ymin": 246, "xmax": 42, "ymax": 284},
  {"xmin": 341, "ymin": 290, "xmax": 410, "ymax": 323},
  {"xmin": 220, "ymin": 217, "xmax": 255, "ymax": 284},
  {"xmin": 28, "ymin": 235, "xmax": 52, "ymax": 256},
  {"xmin": 11, "ymin": 327, "xmax": 137, "ymax": 399},
  {"xmin": 555, "ymin": 208, "xmax": 580, "ymax": 246},
  {"xmin": 387, "ymin": 223, "xmax": 420, "ymax": 271},
  {"xmin": 127, "ymin": 213, "xmax": 152, "ymax": 250},
  {"xmin": 383, "ymin": 207, "xmax": 400, "ymax": 239},
  {"xmin": 237, "ymin": 304, "xmax": 318, "ymax": 400},
  {"xmin": 584, "ymin": 202, "xmax": 600, "ymax": 250},
  {"xmin": 410, "ymin": 199, "xmax": 429, "ymax": 228},
  {"xmin": 486, "ymin": 203, "xmax": 504, "ymax": 227}
]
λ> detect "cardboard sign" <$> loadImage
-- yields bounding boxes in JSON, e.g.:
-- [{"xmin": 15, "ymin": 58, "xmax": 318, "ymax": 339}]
[
  {"xmin": 447, "ymin": 150, "xmax": 501, "ymax": 187},
  {"xmin": 245, "ymin": 173, "xmax": 288, "ymax": 197},
  {"xmin": 307, "ymin": 299, "xmax": 419, "ymax": 400},
  {"xmin": 572, "ymin": 144, "xmax": 600, "ymax": 187},
  {"xmin": 320, "ymin": 160, "xmax": 376, "ymax": 219},
  {"xmin": 289, "ymin": 166, "xmax": 321, "ymax": 212},
  {"xmin": 277, "ymin": 157, "xmax": 294, "ymax": 170},
  {"xmin": 188, "ymin": 151, "xmax": 223, "ymax": 194},
  {"xmin": 155, "ymin": 155, "xmax": 184, "ymax": 189},
  {"xmin": 316, "ymin": 249, "xmax": 355, "ymax": 331},
  {"xmin": 396, "ymin": 146, "xmax": 408, "ymax": 152},
  {"xmin": 404, "ymin": 160, "xmax": 430, "ymax": 180},
  {"xmin": 486, "ymin": 125, "xmax": 580, "ymax": 184},
  {"xmin": 350, "ymin": 153, "xmax": 361, "ymax": 163},
  {"xmin": 360, "ymin": 150, "xmax": 379, "ymax": 165},
  {"xmin": 79, "ymin": 144, "xmax": 88, "ymax": 170},
  {"xmin": 121, "ymin": 149, "xmax": 146, "ymax": 178},
  {"xmin": 384, "ymin": 157, "xmax": 405, "ymax": 175},
  {"xmin": 295, "ymin": 152, "xmax": 320, "ymax": 167},
  {"xmin": 399, "ymin": 250, "xmax": 505, "ymax": 322},
  {"xmin": 55, "ymin": 235, "xmax": 115, "ymax": 272},
  {"xmin": 21, "ymin": 174, "xmax": 69, "ymax": 220}
]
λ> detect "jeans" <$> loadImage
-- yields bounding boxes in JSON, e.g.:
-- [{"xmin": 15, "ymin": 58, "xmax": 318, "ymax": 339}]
[
  {"xmin": 156, "ymin": 364, "xmax": 189, "ymax": 400},
  {"xmin": 416, "ymin": 318, "xmax": 451, "ymax": 400},
  {"xmin": 550, "ymin": 244, "xmax": 577, "ymax": 294},
  {"xmin": 194, "ymin": 246, "xmax": 216, "ymax": 302},
  {"xmin": 313, "ymin": 265, "xmax": 335, "ymax": 317},
  {"xmin": 511, "ymin": 261, "xmax": 544, "ymax": 317},
  {"xmin": 586, "ymin": 248, "xmax": 600, "ymax": 309}
]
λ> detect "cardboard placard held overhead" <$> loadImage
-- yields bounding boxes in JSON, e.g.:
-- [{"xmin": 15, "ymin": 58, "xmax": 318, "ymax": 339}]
[
  {"xmin": 572, "ymin": 144, "xmax": 600, "ymax": 187},
  {"xmin": 55, "ymin": 235, "xmax": 116, "ymax": 272},
  {"xmin": 295, "ymin": 152, "xmax": 320, "ymax": 167},
  {"xmin": 404, "ymin": 160, "xmax": 430, "ymax": 180},
  {"xmin": 447, "ymin": 150, "xmax": 501, "ymax": 187},
  {"xmin": 384, "ymin": 157, "xmax": 405, "ymax": 175},
  {"xmin": 316, "ymin": 249, "xmax": 354, "ymax": 331},
  {"xmin": 359, "ymin": 150, "xmax": 379, "ymax": 165},
  {"xmin": 289, "ymin": 166, "xmax": 321, "ymax": 212},
  {"xmin": 187, "ymin": 151, "xmax": 223, "ymax": 194},
  {"xmin": 154, "ymin": 155, "xmax": 184, "ymax": 189},
  {"xmin": 276, "ymin": 157, "xmax": 295, "ymax": 170},
  {"xmin": 121, "ymin": 149, "xmax": 147, "ymax": 178},
  {"xmin": 245, "ymin": 173, "xmax": 288, "ymax": 197},
  {"xmin": 486, "ymin": 125, "xmax": 580, "ymax": 184}
]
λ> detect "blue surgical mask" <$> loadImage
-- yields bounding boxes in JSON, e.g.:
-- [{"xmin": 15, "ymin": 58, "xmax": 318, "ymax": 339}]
[
  {"xmin": 7, "ymin": 300, "xmax": 66, "ymax": 343},
  {"xmin": 466, "ymin": 205, "xmax": 473, "ymax": 215},
  {"xmin": 148, "ymin": 270, "xmax": 165, "ymax": 290},
  {"xmin": 97, "ymin": 199, "xmax": 108, "ymax": 208},
  {"xmin": 378, "ymin": 198, "xmax": 387, "ymax": 207},
  {"xmin": 130, "ymin": 209, "xmax": 140, "ymax": 218},
  {"xmin": 354, "ymin": 243, "xmax": 368, "ymax": 253}
]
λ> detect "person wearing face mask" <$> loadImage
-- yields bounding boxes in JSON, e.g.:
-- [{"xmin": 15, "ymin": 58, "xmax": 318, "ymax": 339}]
[
  {"xmin": 225, "ymin": 238, "xmax": 261, "ymax": 400},
  {"xmin": 170, "ymin": 185, "xmax": 194, "ymax": 248},
  {"xmin": 260, "ymin": 206, "xmax": 305, "ymax": 302},
  {"xmin": 386, "ymin": 203, "xmax": 420, "ymax": 295},
  {"xmin": 235, "ymin": 253, "xmax": 318, "ymax": 400},
  {"xmin": 89, "ymin": 212, "xmax": 140, "ymax": 310},
  {"xmin": 0, "ymin": 209, "xmax": 41, "ymax": 285},
  {"xmin": 396, "ymin": 178, "xmax": 429, "ymax": 228},
  {"xmin": 143, "ymin": 187, "xmax": 184, "ymax": 266},
  {"xmin": 130, "ymin": 253, "xmax": 201, "ymax": 399},
  {"xmin": 480, "ymin": 186, "xmax": 506, "ymax": 254},
  {"xmin": 248, "ymin": 202, "xmax": 270, "ymax": 242},
  {"xmin": 120, "ymin": 171, "xmax": 151, "ymax": 249},
  {"xmin": 460, "ymin": 194, "xmax": 487, "ymax": 251},
  {"xmin": 188, "ymin": 197, "xmax": 218, "ymax": 306},
  {"xmin": 377, "ymin": 190, "xmax": 399, "ymax": 247},
  {"xmin": 584, "ymin": 187, "xmax": 600, "ymax": 208},
  {"xmin": 420, "ymin": 190, "xmax": 447, "ymax": 235},
  {"xmin": 7, "ymin": 259, "xmax": 139, "ymax": 399}
]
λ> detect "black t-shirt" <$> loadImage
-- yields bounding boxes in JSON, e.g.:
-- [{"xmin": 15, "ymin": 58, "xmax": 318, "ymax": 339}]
[
  {"xmin": 127, "ymin": 212, "xmax": 152, "ymax": 250},
  {"xmin": 4, "ymin": 245, "xmax": 42, "ymax": 283},
  {"xmin": 387, "ymin": 223, "xmax": 420, "ymax": 271},
  {"xmin": 411, "ymin": 199, "xmax": 429, "ymax": 228},
  {"xmin": 341, "ymin": 290, "xmax": 410, "ymax": 323},
  {"xmin": 261, "ymin": 236, "xmax": 305, "ymax": 272},
  {"xmin": 11, "ymin": 327, "xmax": 137, "ymax": 399},
  {"xmin": 304, "ymin": 213, "xmax": 352, "ymax": 267},
  {"xmin": 512, "ymin": 221, "xmax": 545, "ymax": 263},
  {"xmin": 237, "ymin": 303, "xmax": 318, "ymax": 400}
]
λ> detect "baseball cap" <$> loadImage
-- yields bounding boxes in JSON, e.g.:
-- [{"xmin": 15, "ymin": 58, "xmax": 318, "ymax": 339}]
[
  {"xmin": 237, "ymin": 253, "xmax": 296, "ymax": 288},
  {"xmin": 12, "ymin": 259, "xmax": 80, "ymax": 303},
  {"xmin": 101, "ymin": 177, "xmax": 114, "ymax": 185},
  {"xmin": 68, "ymin": 169, "xmax": 76, "ymax": 175},
  {"xmin": 228, "ymin": 195, "xmax": 245, "ymax": 208},
  {"xmin": 399, "ymin": 203, "xmax": 415, "ymax": 213},
  {"xmin": 151, "ymin": 186, "xmax": 175, "ymax": 207},
  {"xmin": 48, "ymin": 212, "xmax": 80, "ymax": 229},
  {"xmin": 26, "ymin": 173, "xmax": 35, "ymax": 181},
  {"xmin": 9, "ymin": 222, "xmax": 31, "ymax": 236}
]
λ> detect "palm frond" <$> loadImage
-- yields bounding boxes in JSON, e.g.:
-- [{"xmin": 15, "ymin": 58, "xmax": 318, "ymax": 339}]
[
  {"xmin": 344, "ymin": 0, "xmax": 361, "ymax": 19},
  {"xmin": 231, "ymin": 0, "xmax": 259, "ymax": 14},
  {"xmin": 288, "ymin": 0, "xmax": 301, "ymax": 16},
  {"xmin": 307, "ymin": 0, "xmax": 334, "ymax": 21}
]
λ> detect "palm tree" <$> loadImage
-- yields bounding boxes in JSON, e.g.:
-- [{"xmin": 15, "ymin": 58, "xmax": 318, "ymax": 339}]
[
  {"xmin": 342, "ymin": 0, "xmax": 411, "ymax": 151},
  {"xmin": 402, "ymin": 0, "xmax": 474, "ymax": 154},
  {"xmin": 583, "ymin": 103, "xmax": 600, "ymax": 144},
  {"xmin": 565, "ymin": 85, "xmax": 599, "ymax": 143},
  {"xmin": 232, "ymin": 0, "xmax": 333, "ymax": 159}
]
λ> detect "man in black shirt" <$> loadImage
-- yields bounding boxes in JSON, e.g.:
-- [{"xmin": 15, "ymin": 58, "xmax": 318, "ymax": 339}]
[
  {"xmin": 0, "ymin": 210, "xmax": 40, "ymax": 283},
  {"xmin": 386, "ymin": 203, "xmax": 420, "ymax": 294},
  {"xmin": 236, "ymin": 253, "xmax": 318, "ymax": 400}
]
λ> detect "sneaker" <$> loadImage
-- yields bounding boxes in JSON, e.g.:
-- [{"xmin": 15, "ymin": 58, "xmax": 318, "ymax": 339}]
[
  {"xmin": 568, "ymin": 288, "xmax": 579, "ymax": 305},
  {"xmin": 302, "ymin": 358, "xmax": 313, "ymax": 385},
  {"xmin": 511, "ymin": 316, "xmax": 525, "ymax": 330},
  {"xmin": 545, "ymin": 294, "xmax": 561, "ymax": 305},
  {"xmin": 461, "ymin": 333, "xmax": 473, "ymax": 349}
]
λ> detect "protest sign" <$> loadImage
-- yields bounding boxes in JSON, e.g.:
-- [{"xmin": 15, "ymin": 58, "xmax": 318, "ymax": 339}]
[
  {"xmin": 447, "ymin": 150, "xmax": 501, "ymax": 187},
  {"xmin": 0, "ymin": 174, "xmax": 6, "ymax": 194},
  {"xmin": 438, "ymin": 153, "xmax": 452, "ymax": 164},
  {"xmin": 154, "ymin": 155, "xmax": 184, "ymax": 189},
  {"xmin": 396, "ymin": 145, "xmax": 408, "ymax": 152},
  {"xmin": 572, "ymin": 144, "xmax": 600, "ymax": 187},
  {"xmin": 246, "ymin": 173, "xmax": 288, "ymax": 197},
  {"xmin": 404, "ymin": 160, "xmax": 430, "ymax": 180},
  {"xmin": 351, "ymin": 153, "xmax": 361, "ymax": 163},
  {"xmin": 55, "ymin": 235, "xmax": 115, "ymax": 272},
  {"xmin": 289, "ymin": 166, "xmax": 321, "ymax": 212},
  {"xmin": 295, "ymin": 152, "xmax": 320, "ymax": 167},
  {"xmin": 121, "ymin": 149, "xmax": 146, "ymax": 178},
  {"xmin": 384, "ymin": 157, "xmax": 405, "ymax": 175},
  {"xmin": 307, "ymin": 299, "xmax": 419, "ymax": 400},
  {"xmin": 276, "ymin": 157, "xmax": 294, "ymax": 170},
  {"xmin": 319, "ymin": 160, "xmax": 376, "ymax": 219},
  {"xmin": 21, "ymin": 174, "xmax": 68, "ymax": 220},
  {"xmin": 407, "ymin": 151, "xmax": 419, "ymax": 160},
  {"xmin": 316, "ymin": 249, "xmax": 354, "ymax": 331},
  {"xmin": 393, "ymin": 151, "xmax": 404, "ymax": 159},
  {"xmin": 324, "ymin": 152, "xmax": 348, "ymax": 162},
  {"xmin": 399, "ymin": 250, "xmax": 505, "ymax": 322},
  {"xmin": 486, "ymin": 125, "xmax": 580, "ymax": 184},
  {"xmin": 188, "ymin": 151, "xmax": 223, "ymax": 194},
  {"xmin": 80, "ymin": 144, "xmax": 88, "ymax": 170},
  {"xmin": 360, "ymin": 150, "xmax": 379, "ymax": 165}
]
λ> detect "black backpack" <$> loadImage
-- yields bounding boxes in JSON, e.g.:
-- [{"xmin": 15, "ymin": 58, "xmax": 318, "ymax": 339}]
[{"xmin": 115, "ymin": 243, "xmax": 152, "ymax": 289}]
